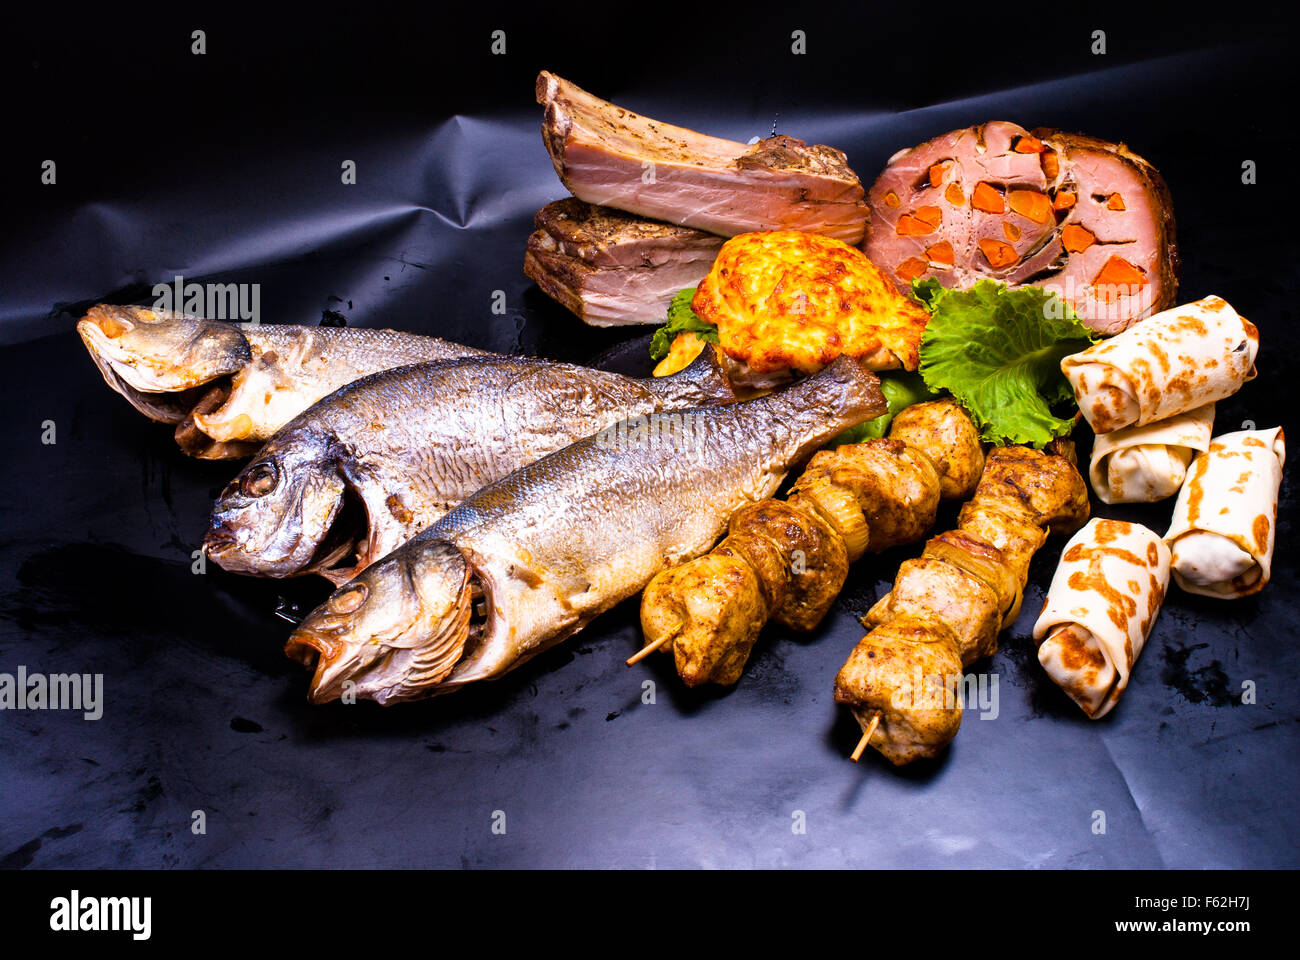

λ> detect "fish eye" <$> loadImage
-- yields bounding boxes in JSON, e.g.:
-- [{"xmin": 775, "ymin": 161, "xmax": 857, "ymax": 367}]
[
  {"xmin": 241, "ymin": 462, "xmax": 279, "ymax": 498},
  {"xmin": 330, "ymin": 584, "xmax": 368, "ymax": 614}
]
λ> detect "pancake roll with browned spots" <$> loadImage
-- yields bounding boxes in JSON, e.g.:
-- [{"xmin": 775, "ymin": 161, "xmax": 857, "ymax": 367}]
[
  {"xmin": 1164, "ymin": 427, "xmax": 1285, "ymax": 599},
  {"xmin": 1060, "ymin": 295, "xmax": 1258, "ymax": 434},
  {"xmin": 1089, "ymin": 403, "xmax": 1216, "ymax": 504},
  {"xmin": 1032, "ymin": 518, "xmax": 1171, "ymax": 718}
]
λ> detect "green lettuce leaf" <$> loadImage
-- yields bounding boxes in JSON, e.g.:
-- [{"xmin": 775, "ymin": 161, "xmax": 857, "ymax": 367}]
[
  {"xmin": 649, "ymin": 287, "xmax": 718, "ymax": 361},
  {"xmin": 916, "ymin": 279, "xmax": 1097, "ymax": 448},
  {"xmin": 910, "ymin": 276, "xmax": 947, "ymax": 313},
  {"xmin": 830, "ymin": 370, "xmax": 937, "ymax": 446}
]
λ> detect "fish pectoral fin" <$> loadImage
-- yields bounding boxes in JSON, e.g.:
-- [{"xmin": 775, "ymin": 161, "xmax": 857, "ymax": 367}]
[{"xmin": 506, "ymin": 562, "xmax": 546, "ymax": 589}]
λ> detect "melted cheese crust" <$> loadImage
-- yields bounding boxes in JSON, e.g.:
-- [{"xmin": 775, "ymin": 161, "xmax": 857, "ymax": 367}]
[{"xmin": 691, "ymin": 231, "xmax": 929, "ymax": 375}]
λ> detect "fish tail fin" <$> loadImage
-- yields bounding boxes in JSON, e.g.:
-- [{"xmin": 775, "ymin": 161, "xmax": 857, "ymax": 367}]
[
  {"xmin": 795, "ymin": 356, "xmax": 889, "ymax": 436},
  {"xmin": 645, "ymin": 343, "xmax": 735, "ymax": 407}
]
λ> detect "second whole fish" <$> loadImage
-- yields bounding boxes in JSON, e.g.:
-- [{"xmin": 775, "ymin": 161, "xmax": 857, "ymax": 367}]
[{"xmin": 205, "ymin": 348, "xmax": 735, "ymax": 584}]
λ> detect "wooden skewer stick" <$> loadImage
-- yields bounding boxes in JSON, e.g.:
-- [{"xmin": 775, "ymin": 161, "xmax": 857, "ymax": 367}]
[
  {"xmin": 850, "ymin": 714, "xmax": 881, "ymax": 763},
  {"xmin": 626, "ymin": 635, "xmax": 669, "ymax": 667}
]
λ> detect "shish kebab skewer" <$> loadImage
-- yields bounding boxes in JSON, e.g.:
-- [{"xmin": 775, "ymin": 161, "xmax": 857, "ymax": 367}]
[
  {"xmin": 633, "ymin": 398, "xmax": 986, "ymax": 686},
  {"xmin": 836, "ymin": 442, "xmax": 1090, "ymax": 766}
]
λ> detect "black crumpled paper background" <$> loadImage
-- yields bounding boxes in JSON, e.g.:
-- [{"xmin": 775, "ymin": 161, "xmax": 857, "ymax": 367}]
[{"xmin": 1, "ymin": 7, "xmax": 1296, "ymax": 867}]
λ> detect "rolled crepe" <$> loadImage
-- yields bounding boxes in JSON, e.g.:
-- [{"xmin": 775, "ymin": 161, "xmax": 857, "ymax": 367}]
[
  {"xmin": 1164, "ymin": 426, "xmax": 1286, "ymax": 598},
  {"xmin": 1089, "ymin": 403, "xmax": 1216, "ymax": 504},
  {"xmin": 1061, "ymin": 296, "xmax": 1258, "ymax": 434},
  {"xmin": 1033, "ymin": 518, "xmax": 1170, "ymax": 719}
]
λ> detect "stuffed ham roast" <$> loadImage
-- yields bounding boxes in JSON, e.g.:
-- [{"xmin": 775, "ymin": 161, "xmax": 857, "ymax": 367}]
[{"xmin": 865, "ymin": 123, "xmax": 1177, "ymax": 334}]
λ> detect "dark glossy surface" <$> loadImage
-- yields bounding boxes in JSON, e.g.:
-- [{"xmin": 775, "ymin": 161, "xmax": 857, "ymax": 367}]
[{"xmin": 1, "ymin": 8, "xmax": 1297, "ymax": 868}]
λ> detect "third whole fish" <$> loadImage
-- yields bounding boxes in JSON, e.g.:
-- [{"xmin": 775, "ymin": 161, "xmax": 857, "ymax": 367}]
[{"xmin": 284, "ymin": 356, "xmax": 887, "ymax": 704}]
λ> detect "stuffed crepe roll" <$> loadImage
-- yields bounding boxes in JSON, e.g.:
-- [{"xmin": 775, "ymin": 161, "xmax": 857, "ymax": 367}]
[
  {"xmin": 1163, "ymin": 426, "xmax": 1285, "ymax": 599},
  {"xmin": 1088, "ymin": 403, "xmax": 1215, "ymax": 504},
  {"xmin": 1033, "ymin": 518, "xmax": 1170, "ymax": 718},
  {"xmin": 1061, "ymin": 296, "xmax": 1257, "ymax": 434}
]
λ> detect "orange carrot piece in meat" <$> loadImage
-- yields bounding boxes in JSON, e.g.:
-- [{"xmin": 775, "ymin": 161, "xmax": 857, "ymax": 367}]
[
  {"xmin": 929, "ymin": 161, "xmax": 953, "ymax": 187},
  {"xmin": 945, "ymin": 183, "xmax": 965, "ymax": 206},
  {"xmin": 913, "ymin": 206, "xmax": 942, "ymax": 228},
  {"xmin": 1041, "ymin": 150, "xmax": 1059, "ymax": 180},
  {"xmin": 896, "ymin": 257, "xmax": 929, "ymax": 282},
  {"xmin": 977, "ymin": 238, "xmax": 1019, "ymax": 269},
  {"xmin": 926, "ymin": 241, "xmax": 955, "ymax": 267},
  {"xmin": 884, "ymin": 191, "xmax": 901, "ymax": 208},
  {"xmin": 896, "ymin": 215, "xmax": 931, "ymax": 237},
  {"xmin": 1052, "ymin": 190, "xmax": 1077, "ymax": 211},
  {"xmin": 1061, "ymin": 223, "xmax": 1096, "ymax": 253},
  {"xmin": 1003, "ymin": 222, "xmax": 1021, "ymax": 242},
  {"xmin": 1093, "ymin": 256, "xmax": 1148, "ymax": 301},
  {"xmin": 896, "ymin": 205, "xmax": 942, "ymax": 237},
  {"xmin": 1014, "ymin": 134, "xmax": 1045, "ymax": 153},
  {"xmin": 1107, "ymin": 193, "xmax": 1126, "ymax": 211},
  {"xmin": 1008, "ymin": 189, "xmax": 1053, "ymax": 224},
  {"xmin": 971, "ymin": 182, "xmax": 1005, "ymax": 214}
]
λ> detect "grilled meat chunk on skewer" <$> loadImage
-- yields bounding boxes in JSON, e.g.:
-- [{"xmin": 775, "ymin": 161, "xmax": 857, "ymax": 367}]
[
  {"xmin": 834, "ymin": 617, "xmax": 965, "ymax": 766},
  {"xmin": 836, "ymin": 441, "xmax": 1088, "ymax": 765},
  {"xmin": 888, "ymin": 400, "xmax": 987, "ymax": 500},
  {"xmin": 639, "ymin": 399, "xmax": 983, "ymax": 686},
  {"xmin": 643, "ymin": 499, "xmax": 848, "ymax": 687}
]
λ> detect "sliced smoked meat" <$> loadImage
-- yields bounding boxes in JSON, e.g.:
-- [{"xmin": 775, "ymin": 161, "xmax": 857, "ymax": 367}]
[
  {"xmin": 865, "ymin": 122, "xmax": 1177, "ymax": 334},
  {"xmin": 537, "ymin": 71, "xmax": 869, "ymax": 244},
  {"xmin": 524, "ymin": 199, "xmax": 723, "ymax": 327}
]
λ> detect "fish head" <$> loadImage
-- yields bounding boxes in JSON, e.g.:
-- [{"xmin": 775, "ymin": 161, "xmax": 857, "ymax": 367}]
[
  {"xmin": 78, "ymin": 304, "xmax": 251, "ymax": 420},
  {"xmin": 204, "ymin": 439, "xmax": 352, "ymax": 577},
  {"xmin": 284, "ymin": 539, "xmax": 477, "ymax": 704}
]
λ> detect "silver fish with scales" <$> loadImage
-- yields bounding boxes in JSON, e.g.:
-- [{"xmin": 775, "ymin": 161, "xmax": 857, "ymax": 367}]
[
  {"xmin": 284, "ymin": 356, "xmax": 887, "ymax": 705},
  {"xmin": 205, "ymin": 349, "xmax": 734, "ymax": 584},
  {"xmin": 77, "ymin": 304, "xmax": 488, "ymax": 458}
]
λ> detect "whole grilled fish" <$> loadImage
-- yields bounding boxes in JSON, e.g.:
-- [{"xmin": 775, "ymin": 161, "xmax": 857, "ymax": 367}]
[
  {"xmin": 284, "ymin": 356, "xmax": 887, "ymax": 704},
  {"xmin": 205, "ymin": 348, "xmax": 735, "ymax": 584},
  {"xmin": 77, "ymin": 304, "xmax": 488, "ymax": 458}
]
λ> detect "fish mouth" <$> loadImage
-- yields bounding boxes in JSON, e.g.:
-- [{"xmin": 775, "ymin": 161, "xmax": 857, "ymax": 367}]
[
  {"xmin": 77, "ymin": 314, "xmax": 190, "ymax": 394},
  {"xmin": 203, "ymin": 523, "xmax": 238, "ymax": 554},
  {"xmin": 79, "ymin": 322, "xmax": 209, "ymax": 424},
  {"xmin": 201, "ymin": 522, "xmax": 266, "ymax": 575},
  {"xmin": 78, "ymin": 310, "xmax": 249, "ymax": 430},
  {"xmin": 286, "ymin": 562, "xmax": 493, "ymax": 705}
]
